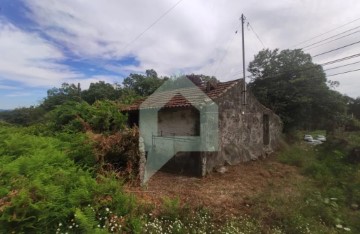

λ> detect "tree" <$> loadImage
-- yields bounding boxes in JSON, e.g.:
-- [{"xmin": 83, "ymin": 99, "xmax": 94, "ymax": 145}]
[
  {"xmin": 41, "ymin": 83, "xmax": 81, "ymax": 111},
  {"xmin": 0, "ymin": 106, "xmax": 46, "ymax": 126},
  {"xmin": 47, "ymin": 100, "xmax": 127, "ymax": 133},
  {"xmin": 122, "ymin": 69, "xmax": 164, "ymax": 96},
  {"xmin": 157, "ymin": 74, "xmax": 219, "ymax": 92},
  {"xmin": 248, "ymin": 49, "xmax": 347, "ymax": 131},
  {"xmin": 348, "ymin": 97, "xmax": 360, "ymax": 120},
  {"xmin": 81, "ymin": 81, "xmax": 121, "ymax": 105}
]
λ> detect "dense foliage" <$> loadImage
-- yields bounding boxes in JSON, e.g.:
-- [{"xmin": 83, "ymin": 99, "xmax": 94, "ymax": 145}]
[
  {"xmin": 0, "ymin": 124, "xmax": 138, "ymax": 233},
  {"xmin": 349, "ymin": 97, "xmax": 360, "ymax": 120},
  {"xmin": 48, "ymin": 100, "xmax": 127, "ymax": 133},
  {"xmin": 42, "ymin": 83, "xmax": 82, "ymax": 111},
  {"xmin": 82, "ymin": 81, "xmax": 122, "ymax": 105},
  {"xmin": 273, "ymin": 132, "xmax": 360, "ymax": 233},
  {"xmin": 248, "ymin": 49, "xmax": 348, "ymax": 131},
  {"xmin": 122, "ymin": 69, "xmax": 165, "ymax": 97},
  {"xmin": 0, "ymin": 57, "xmax": 359, "ymax": 232}
]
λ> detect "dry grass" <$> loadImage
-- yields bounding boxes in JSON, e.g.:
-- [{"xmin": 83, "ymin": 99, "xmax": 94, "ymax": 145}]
[{"xmin": 126, "ymin": 155, "xmax": 304, "ymax": 218}]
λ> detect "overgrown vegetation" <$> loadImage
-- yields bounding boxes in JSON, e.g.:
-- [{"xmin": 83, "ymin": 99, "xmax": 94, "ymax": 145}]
[
  {"xmin": 248, "ymin": 49, "xmax": 351, "ymax": 132},
  {"xmin": 0, "ymin": 53, "xmax": 359, "ymax": 232},
  {"xmin": 0, "ymin": 123, "xmax": 138, "ymax": 233},
  {"xmin": 259, "ymin": 132, "xmax": 360, "ymax": 233}
]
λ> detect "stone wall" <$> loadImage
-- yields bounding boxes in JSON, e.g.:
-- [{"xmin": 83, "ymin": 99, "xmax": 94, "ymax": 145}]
[{"xmin": 204, "ymin": 80, "xmax": 283, "ymax": 173}]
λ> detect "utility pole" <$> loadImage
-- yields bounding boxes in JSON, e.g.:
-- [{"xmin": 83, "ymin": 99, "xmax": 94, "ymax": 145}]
[
  {"xmin": 77, "ymin": 83, "xmax": 81, "ymax": 99},
  {"xmin": 241, "ymin": 14, "xmax": 246, "ymax": 106}
]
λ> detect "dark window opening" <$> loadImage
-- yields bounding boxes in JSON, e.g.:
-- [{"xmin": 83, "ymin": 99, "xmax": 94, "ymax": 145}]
[
  {"xmin": 126, "ymin": 110, "xmax": 139, "ymax": 127},
  {"xmin": 263, "ymin": 114, "xmax": 270, "ymax": 145}
]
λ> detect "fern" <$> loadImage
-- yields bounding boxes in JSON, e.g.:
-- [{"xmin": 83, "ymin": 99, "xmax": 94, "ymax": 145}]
[{"xmin": 0, "ymin": 125, "xmax": 135, "ymax": 233}]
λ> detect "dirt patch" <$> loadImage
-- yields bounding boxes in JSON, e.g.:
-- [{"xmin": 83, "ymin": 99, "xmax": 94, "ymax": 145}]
[{"xmin": 125, "ymin": 155, "xmax": 304, "ymax": 217}]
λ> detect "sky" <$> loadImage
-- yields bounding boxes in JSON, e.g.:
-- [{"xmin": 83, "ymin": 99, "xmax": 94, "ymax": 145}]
[{"xmin": 0, "ymin": 0, "xmax": 360, "ymax": 109}]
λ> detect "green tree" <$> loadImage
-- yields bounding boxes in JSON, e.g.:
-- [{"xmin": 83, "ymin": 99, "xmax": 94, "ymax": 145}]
[
  {"xmin": 0, "ymin": 106, "xmax": 46, "ymax": 126},
  {"xmin": 81, "ymin": 81, "xmax": 121, "ymax": 104},
  {"xmin": 118, "ymin": 88, "xmax": 142, "ymax": 105},
  {"xmin": 157, "ymin": 74, "xmax": 219, "ymax": 92},
  {"xmin": 248, "ymin": 49, "xmax": 346, "ymax": 131},
  {"xmin": 348, "ymin": 97, "xmax": 360, "ymax": 119},
  {"xmin": 48, "ymin": 100, "xmax": 127, "ymax": 133},
  {"xmin": 122, "ymin": 69, "xmax": 164, "ymax": 96},
  {"xmin": 41, "ymin": 83, "xmax": 81, "ymax": 111}
]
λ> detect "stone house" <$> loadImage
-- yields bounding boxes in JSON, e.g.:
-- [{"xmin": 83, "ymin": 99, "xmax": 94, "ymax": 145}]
[{"xmin": 123, "ymin": 77, "xmax": 282, "ymax": 177}]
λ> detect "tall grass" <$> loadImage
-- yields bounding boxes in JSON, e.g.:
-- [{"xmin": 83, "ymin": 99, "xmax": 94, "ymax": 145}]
[{"xmin": 273, "ymin": 131, "xmax": 360, "ymax": 233}]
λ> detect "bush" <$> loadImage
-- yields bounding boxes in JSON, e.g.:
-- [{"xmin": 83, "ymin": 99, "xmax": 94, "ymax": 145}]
[
  {"xmin": 47, "ymin": 100, "xmax": 127, "ymax": 133},
  {"xmin": 91, "ymin": 127, "xmax": 141, "ymax": 182},
  {"xmin": 0, "ymin": 126, "xmax": 136, "ymax": 233}
]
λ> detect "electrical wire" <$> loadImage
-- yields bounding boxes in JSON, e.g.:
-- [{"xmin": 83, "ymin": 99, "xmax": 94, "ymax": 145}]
[
  {"xmin": 303, "ymin": 28, "xmax": 360, "ymax": 51},
  {"xmin": 301, "ymin": 25, "xmax": 360, "ymax": 49},
  {"xmin": 324, "ymin": 60, "xmax": 360, "ymax": 71},
  {"xmin": 121, "ymin": 0, "xmax": 185, "ymax": 51},
  {"xmin": 245, "ymin": 53, "xmax": 360, "ymax": 81},
  {"xmin": 312, "ymin": 40, "xmax": 360, "ymax": 57},
  {"xmin": 213, "ymin": 30, "xmax": 239, "ymax": 76},
  {"xmin": 327, "ymin": 68, "xmax": 360, "ymax": 77},
  {"xmin": 321, "ymin": 52, "xmax": 360, "ymax": 66},
  {"xmin": 291, "ymin": 17, "xmax": 360, "ymax": 48},
  {"xmin": 247, "ymin": 22, "xmax": 266, "ymax": 48}
]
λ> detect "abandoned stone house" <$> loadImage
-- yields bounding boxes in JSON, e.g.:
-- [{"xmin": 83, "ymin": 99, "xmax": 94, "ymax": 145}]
[{"xmin": 122, "ymin": 77, "xmax": 282, "ymax": 177}]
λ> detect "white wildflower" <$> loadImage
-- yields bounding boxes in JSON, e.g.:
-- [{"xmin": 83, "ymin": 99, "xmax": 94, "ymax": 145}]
[{"xmin": 336, "ymin": 224, "xmax": 343, "ymax": 229}]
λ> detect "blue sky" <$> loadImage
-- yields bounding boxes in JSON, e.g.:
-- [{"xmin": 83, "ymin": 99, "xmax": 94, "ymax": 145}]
[{"xmin": 0, "ymin": 0, "xmax": 360, "ymax": 109}]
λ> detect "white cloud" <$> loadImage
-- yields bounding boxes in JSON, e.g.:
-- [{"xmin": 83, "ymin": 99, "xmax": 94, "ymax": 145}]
[
  {"xmin": 5, "ymin": 92, "xmax": 32, "ymax": 97},
  {"xmin": 0, "ymin": 19, "xmax": 77, "ymax": 86},
  {"xmin": 1, "ymin": 0, "xmax": 360, "ymax": 100},
  {"xmin": 0, "ymin": 84, "xmax": 20, "ymax": 90},
  {"xmin": 0, "ymin": 18, "xmax": 122, "ymax": 90}
]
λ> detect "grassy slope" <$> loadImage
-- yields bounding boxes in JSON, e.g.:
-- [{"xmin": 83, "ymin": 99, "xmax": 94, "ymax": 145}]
[{"xmin": 267, "ymin": 131, "xmax": 360, "ymax": 233}]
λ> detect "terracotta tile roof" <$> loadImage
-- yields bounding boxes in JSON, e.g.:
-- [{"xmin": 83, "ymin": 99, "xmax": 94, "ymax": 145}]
[{"xmin": 122, "ymin": 79, "xmax": 240, "ymax": 111}]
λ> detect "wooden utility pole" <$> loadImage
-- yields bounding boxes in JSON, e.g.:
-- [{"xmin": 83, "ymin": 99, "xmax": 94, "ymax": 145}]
[
  {"xmin": 77, "ymin": 83, "xmax": 81, "ymax": 99},
  {"xmin": 241, "ymin": 14, "xmax": 246, "ymax": 106}
]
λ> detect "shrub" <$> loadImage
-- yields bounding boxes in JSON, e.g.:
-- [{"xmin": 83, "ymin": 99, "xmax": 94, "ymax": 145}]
[
  {"xmin": 47, "ymin": 100, "xmax": 127, "ymax": 133},
  {"xmin": 91, "ymin": 127, "xmax": 141, "ymax": 182},
  {"xmin": 0, "ymin": 126, "xmax": 136, "ymax": 233}
]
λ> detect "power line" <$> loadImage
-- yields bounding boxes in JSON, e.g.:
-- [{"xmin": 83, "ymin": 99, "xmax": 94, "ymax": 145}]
[
  {"xmin": 213, "ymin": 30, "xmax": 239, "ymax": 76},
  {"xmin": 121, "ymin": 0, "xmax": 185, "ymax": 51},
  {"xmin": 312, "ymin": 40, "xmax": 360, "ymax": 57},
  {"xmin": 327, "ymin": 68, "xmax": 360, "ymax": 77},
  {"xmin": 321, "ymin": 52, "xmax": 360, "ymax": 66},
  {"xmin": 304, "ymin": 30, "xmax": 360, "ymax": 51},
  {"xmin": 291, "ymin": 17, "xmax": 360, "ymax": 48},
  {"xmin": 229, "ymin": 70, "xmax": 245, "ymax": 79},
  {"xmin": 302, "ymin": 26, "xmax": 360, "ymax": 50},
  {"xmin": 247, "ymin": 22, "xmax": 266, "ymax": 48},
  {"xmin": 246, "ymin": 53, "xmax": 360, "ymax": 81},
  {"xmin": 324, "ymin": 60, "xmax": 360, "ymax": 71}
]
